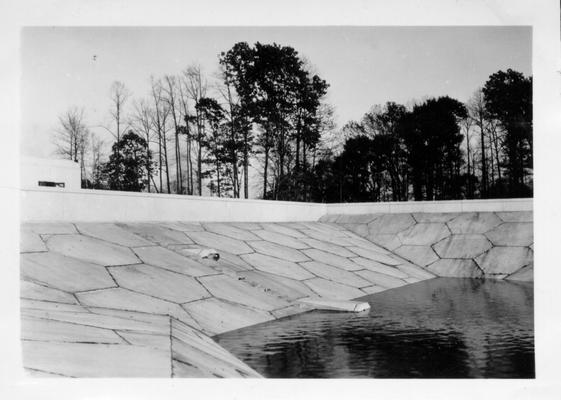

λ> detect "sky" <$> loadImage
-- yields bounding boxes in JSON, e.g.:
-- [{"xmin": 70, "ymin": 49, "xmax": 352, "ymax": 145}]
[{"xmin": 20, "ymin": 26, "xmax": 531, "ymax": 158}]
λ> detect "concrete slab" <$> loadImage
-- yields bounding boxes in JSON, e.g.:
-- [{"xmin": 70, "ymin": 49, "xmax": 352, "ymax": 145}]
[
  {"xmin": 249, "ymin": 240, "xmax": 310, "ymax": 263},
  {"xmin": 75, "ymin": 287, "xmax": 199, "ymax": 326},
  {"xmin": 505, "ymin": 264, "xmax": 533, "ymax": 282},
  {"xmin": 20, "ymin": 299, "xmax": 91, "ymax": 313},
  {"xmin": 300, "ymin": 237, "xmax": 357, "ymax": 257},
  {"xmin": 350, "ymin": 257, "xmax": 409, "ymax": 278},
  {"xmin": 229, "ymin": 222, "xmax": 263, "ymax": 231},
  {"xmin": 360, "ymin": 285, "xmax": 387, "ymax": 294},
  {"xmin": 108, "ymin": 264, "xmax": 210, "ymax": 303},
  {"xmin": 22, "ymin": 341, "xmax": 172, "ymax": 377},
  {"xmin": 254, "ymin": 230, "xmax": 309, "ymax": 249},
  {"xmin": 21, "ymin": 252, "xmax": 117, "ymax": 292},
  {"xmin": 46, "ymin": 235, "xmax": 141, "ymax": 266},
  {"xmin": 433, "ymin": 235, "xmax": 492, "ymax": 259},
  {"xmin": 397, "ymin": 223, "xmax": 450, "ymax": 246},
  {"xmin": 426, "ymin": 259, "xmax": 484, "ymax": 278},
  {"xmin": 185, "ymin": 231, "xmax": 253, "ymax": 255},
  {"xmin": 367, "ymin": 213, "xmax": 416, "ymax": 234},
  {"xmin": 475, "ymin": 247, "xmax": 533, "ymax": 276},
  {"xmin": 182, "ymin": 298, "xmax": 274, "ymax": 335},
  {"xmin": 346, "ymin": 246, "xmax": 402, "ymax": 266},
  {"xmin": 133, "ymin": 246, "xmax": 216, "ymax": 277},
  {"xmin": 303, "ymin": 278, "xmax": 365, "ymax": 300},
  {"xmin": 485, "ymin": 222, "xmax": 533, "ymax": 246},
  {"xmin": 395, "ymin": 263, "xmax": 436, "ymax": 280},
  {"xmin": 354, "ymin": 270, "xmax": 406, "ymax": 288},
  {"xmin": 496, "ymin": 211, "xmax": 533, "ymax": 222},
  {"xmin": 75, "ymin": 223, "xmax": 152, "ymax": 247},
  {"xmin": 241, "ymin": 253, "xmax": 314, "ymax": 280},
  {"xmin": 447, "ymin": 212, "xmax": 502, "ymax": 234},
  {"xmin": 23, "ymin": 223, "xmax": 77, "ymax": 235},
  {"xmin": 117, "ymin": 223, "xmax": 193, "ymax": 245},
  {"xmin": 271, "ymin": 303, "xmax": 315, "ymax": 319},
  {"xmin": 394, "ymin": 245, "xmax": 439, "ymax": 266},
  {"xmin": 301, "ymin": 248, "xmax": 362, "ymax": 271},
  {"xmin": 333, "ymin": 214, "xmax": 380, "ymax": 224},
  {"xmin": 20, "ymin": 280, "xmax": 77, "ymax": 304},
  {"xmin": 198, "ymin": 274, "xmax": 290, "ymax": 311},
  {"xmin": 261, "ymin": 223, "xmax": 306, "ymax": 238},
  {"xmin": 237, "ymin": 270, "xmax": 317, "ymax": 300},
  {"xmin": 20, "ymin": 230, "xmax": 47, "ymax": 253},
  {"xmin": 203, "ymin": 223, "xmax": 261, "ymax": 241},
  {"xmin": 21, "ymin": 316, "xmax": 125, "ymax": 344},
  {"xmin": 300, "ymin": 261, "xmax": 371, "ymax": 288},
  {"xmin": 116, "ymin": 331, "xmax": 170, "ymax": 350},
  {"xmin": 365, "ymin": 233, "xmax": 402, "ymax": 251}
]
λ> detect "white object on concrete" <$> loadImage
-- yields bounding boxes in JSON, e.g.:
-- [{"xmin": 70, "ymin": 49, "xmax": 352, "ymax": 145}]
[
  {"xmin": 298, "ymin": 297, "xmax": 371, "ymax": 313},
  {"xmin": 21, "ymin": 157, "xmax": 81, "ymax": 191},
  {"xmin": 183, "ymin": 248, "xmax": 220, "ymax": 261}
]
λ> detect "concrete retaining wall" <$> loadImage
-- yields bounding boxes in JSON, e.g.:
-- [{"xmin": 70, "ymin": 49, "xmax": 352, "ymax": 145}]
[{"xmin": 20, "ymin": 187, "xmax": 533, "ymax": 222}]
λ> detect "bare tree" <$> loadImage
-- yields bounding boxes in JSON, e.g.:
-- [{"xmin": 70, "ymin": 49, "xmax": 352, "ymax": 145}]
[
  {"xmin": 150, "ymin": 77, "xmax": 172, "ymax": 193},
  {"xmin": 52, "ymin": 107, "xmax": 90, "ymax": 186},
  {"xmin": 468, "ymin": 89, "xmax": 489, "ymax": 198},
  {"xmin": 183, "ymin": 65, "xmax": 207, "ymax": 195},
  {"xmin": 108, "ymin": 81, "xmax": 132, "ymax": 144},
  {"xmin": 163, "ymin": 75, "xmax": 183, "ymax": 194},
  {"xmin": 89, "ymin": 133, "xmax": 105, "ymax": 189},
  {"xmin": 132, "ymin": 99, "xmax": 156, "ymax": 192}
]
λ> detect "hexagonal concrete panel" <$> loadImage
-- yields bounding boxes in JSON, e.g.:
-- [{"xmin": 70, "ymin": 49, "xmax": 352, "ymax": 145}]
[
  {"xmin": 118, "ymin": 223, "xmax": 193, "ymax": 245},
  {"xmin": 20, "ymin": 280, "xmax": 78, "ymax": 304},
  {"xmin": 300, "ymin": 261, "xmax": 370, "ymax": 288},
  {"xmin": 249, "ymin": 241, "xmax": 309, "ymax": 263},
  {"xmin": 301, "ymin": 248, "xmax": 362, "ymax": 271},
  {"xmin": 20, "ymin": 230, "xmax": 47, "ymax": 253},
  {"xmin": 23, "ymin": 223, "xmax": 77, "ymax": 235},
  {"xmin": 394, "ymin": 245, "xmax": 439, "ymax": 266},
  {"xmin": 350, "ymin": 257, "xmax": 409, "ymax": 278},
  {"xmin": 426, "ymin": 259, "xmax": 483, "ymax": 278},
  {"xmin": 505, "ymin": 264, "xmax": 533, "ymax": 282},
  {"xmin": 21, "ymin": 252, "xmax": 117, "ymax": 293},
  {"xmin": 241, "ymin": 253, "xmax": 314, "ymax": 280},
  {"xmin": 237, "ymin": 270, "xmax": 316, "ymax": 300},
  {"xmin": 185, "ymin": 231, "xmax": 253, "ymax": 255},
  {"xmin": 254, "ymin": 230, "xmax": 309, "ymax": 249},
  {"xmin": 46, "ymin": 235, "xmax": 141, "ymax": 266},
  {"xmin": 366, "ymin": 233, "xmax": 402, "ymax": 251},
  {"xmin": 299, "ymin": 237, "xmax": 355, "ymax": 257},
  {"xmin": 485, "ymin": 223, "xmax": 533, "ymax": 246},
  {"xmin": 260, "ymin": 223, "xmax": 306, "ymax": 238},
  {"xmin": 496, "ymin": 211, "xmax": 533, "ymax": 222},
  {"xmin": 354, "ymin": 270, "xmax": 407, "ymax": 289},
  {"xmin": 367, "ymin": 214, "xmax": 416, "ymax": 235},
  {"xmin": 75, "ymin": 223, "xmax": 152, "ymax": 247},
  {"xmin": 433, "ymin": 235, "xmax": 492, "ymax": 259},
  {"xmin": 133, "ymin": 246, "xmax": 216, "ymax": 277},
  {"xmin": 202, "ymin": 223, "xmax": 260, "ymax": 241},
  {"xmin": 397, "ymin": 223, "xmax": 450, "ymax": 246},
  {"xmin": 108, "ymin": 264, "xmax": 209, "ymax": 303},
  {"xmin": 475, "ymin": 247, "xmax": 533, "ymax": 276},
  {"xmin": 198, "ymin": 274, "xmax": 289, "ymax": 311},
  {"xmin": 182, "ymin": 298, "xmax": 274, "ymax": 335},
  {"xmin": 346, "ymin": 246, "xmax": 401, "ymax": 266},
  {"xmin": 447, "ymin": 212, "xmax": 502, "ymax": 234},
  {"xmin": 303, "ymin": 278, "xmax": 365, "ymax": 300}
]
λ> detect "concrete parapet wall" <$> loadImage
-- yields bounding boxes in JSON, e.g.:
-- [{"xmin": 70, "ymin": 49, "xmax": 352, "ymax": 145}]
[{"xmin": 20, "ymin": 186, "xmax": 532, "ymax": 222}]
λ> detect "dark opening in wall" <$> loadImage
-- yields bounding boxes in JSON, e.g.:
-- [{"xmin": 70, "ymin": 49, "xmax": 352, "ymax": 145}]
[{"xmin": 38, "ymin": 181, "xmax": 65, "ymax": 188}]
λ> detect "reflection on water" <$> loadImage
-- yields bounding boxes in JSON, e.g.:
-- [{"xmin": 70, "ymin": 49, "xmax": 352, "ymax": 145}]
[{"xmin": 215, "ymin": 278, "xmax": 534, "ymax": 378}]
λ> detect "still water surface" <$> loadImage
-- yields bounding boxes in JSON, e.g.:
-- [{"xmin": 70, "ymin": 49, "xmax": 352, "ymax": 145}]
[{"xmin": 215, "ymin": 278, "xmax": 534, "ymax": 378}]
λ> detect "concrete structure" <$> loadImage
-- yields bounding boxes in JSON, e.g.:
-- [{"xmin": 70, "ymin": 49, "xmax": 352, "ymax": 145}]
[
  {"xmin": 21, "ymin": 157, "xmax": 81, "ymax": 191},
  {"xmin": 19, "ymin": 162, "xmax": 533, "ymax": 377},
  {"xmin": 321, "ymin": 211, "xmax": 533, "ymax": 281}
]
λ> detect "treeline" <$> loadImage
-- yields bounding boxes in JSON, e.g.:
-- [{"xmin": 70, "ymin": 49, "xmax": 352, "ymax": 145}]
[
  {"xmin": 52, "ymin": 42, "xmax": 532, "ymax": 201},
  {"xmin": 312, "ymin": 69, "xmax": 533, "ymax": 202}
]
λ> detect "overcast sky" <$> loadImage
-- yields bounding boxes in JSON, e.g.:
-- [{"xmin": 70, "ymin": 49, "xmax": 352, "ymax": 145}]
[{"xmin": 21, "ymin": 26, "xmax": 531, "ymax": 158}]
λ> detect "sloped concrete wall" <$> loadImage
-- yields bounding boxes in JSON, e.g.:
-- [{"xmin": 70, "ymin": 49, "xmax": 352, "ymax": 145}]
[
  {"xmin": 20, "ymin": 220, "xmax": 435, "ymax": 377},
  {"xmin": 322, "ymin": 211, "xmax": 533, "ymax": 281}
]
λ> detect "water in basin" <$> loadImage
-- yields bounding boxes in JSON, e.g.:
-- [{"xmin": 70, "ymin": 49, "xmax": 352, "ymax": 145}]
[{"xmin": 215, "ymin": 278, "xmax": 534, "ymax": 378}]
